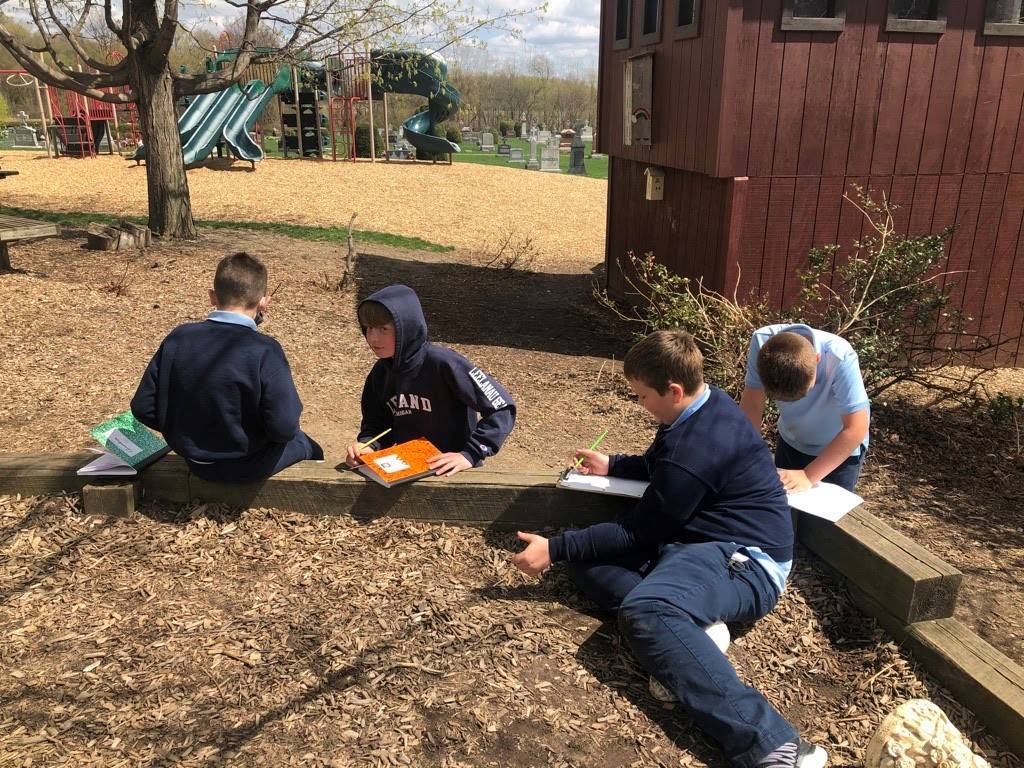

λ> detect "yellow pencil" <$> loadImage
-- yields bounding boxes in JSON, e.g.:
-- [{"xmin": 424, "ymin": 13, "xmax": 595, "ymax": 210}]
[
  {"xmin": 570, "ymin": 427, "xmax": 610, "ymax": 472},
  {"xmin": 358, "ymin": 427, "xmax": 392, "ymax": 451}
]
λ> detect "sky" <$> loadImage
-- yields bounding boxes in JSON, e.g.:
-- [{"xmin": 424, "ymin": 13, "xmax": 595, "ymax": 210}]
[
  {"xmin": 463, "ymin": 0, "xmax": 601, "ymax": 76},
  {"xmin": 176, "ymin": 0, "xmax": 601, "ymax": 77}
]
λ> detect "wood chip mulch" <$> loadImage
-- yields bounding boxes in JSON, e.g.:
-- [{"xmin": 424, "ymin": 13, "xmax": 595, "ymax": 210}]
[
  {"xmin": 0, "ymin": 154, "xmax": 606, "ymax": 270},
  {"xmin": 1, "ymin": 493, "xmax": 1020, "ymax": 768}
]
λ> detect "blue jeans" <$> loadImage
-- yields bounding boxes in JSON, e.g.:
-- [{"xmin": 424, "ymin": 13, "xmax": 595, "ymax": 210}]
[
  {"xmin": 568, "ymin": 541, "xmax": 797, "ymax": 767},
  {"xmin": 187, "ymin": 430, "xmax": 323, "ymax": 483},
  {"xmin": 775, "ymin": 437, "xmax": 865, "ymax": 492}
]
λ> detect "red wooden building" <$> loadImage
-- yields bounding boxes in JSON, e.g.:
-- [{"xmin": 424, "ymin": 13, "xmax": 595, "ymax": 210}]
[{"xmin": 597, "ymin": 0, "xmax": 1024, "ymax": 363}]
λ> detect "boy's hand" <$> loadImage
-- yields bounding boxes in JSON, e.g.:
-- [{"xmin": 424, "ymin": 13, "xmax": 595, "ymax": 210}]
[
  {"xmin": 345, "ymin": 443, "xmax": 372, "ymax": 468},
  {"xmin": 572, "ymin": 449, "xmax": 610, "ymax": 476},
  {"xmin": 428, "ymin": 452, "xmax": 472, "ymax": 477},
  {"xmin": 778, "ymin": 468, "xmax": 813, "ymax": 492},
  {"xmin": 512, "ymin": 532, "xmax": 551, "ymax": 576}
]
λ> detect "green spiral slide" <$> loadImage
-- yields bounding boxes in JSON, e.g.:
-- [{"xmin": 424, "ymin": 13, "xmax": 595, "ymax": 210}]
[{"xmin": 370, "ymin": 50, "xmax": 461, "ymax": 156}]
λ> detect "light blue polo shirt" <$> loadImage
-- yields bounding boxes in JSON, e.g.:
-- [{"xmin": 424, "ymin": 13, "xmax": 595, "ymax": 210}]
[
  {"xmin": 207, "ymin": 310, "xmax": 257, "ymax": 330},
  {"xmin": 745, "ymin": 323, "xmax": 870, "ymax": 456}
]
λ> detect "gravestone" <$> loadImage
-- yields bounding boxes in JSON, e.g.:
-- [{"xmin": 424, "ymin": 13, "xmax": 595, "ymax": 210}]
[
  {"xmin": 538, "ymin": 130, "xmax": 552, "ymax": 143},
  {"xmin": 581, "ymin": 122, "xmax": 594, "ymax": 142},
  {"xmin": 11, "ymin": 112, "xmax": 42, "ymax": 148},
  {"xmin": 480, "ymin": 132, "xmax": 495, "ymax": 152},
  {"xmin": 521, "ymin": 120, "xmax": 528, "ymax": 138},
  {"xmin": 527, "ymin": 138, "xmax": 540, "ymax": 170},
  {"xmin": 567, "ymin": 132, "xmax": 587, "ymax": 175},
  {"xmin": 497, "ymin": 143, "xmax": 511, "ymax": 156},
  {"xmin": 546, "ymin": 135, "xmax": 560, "ymax": 151},
  {"xmin": 508, "ymin": 147, "xmax": 525, "ymax": 164},
  {"xmin": 11, "ymin": 126, "xmax": 41, "ymax": 148},
  {"xmin": 559, "ymin": 128, "xmax": 575, "ymax": 151},
  {"xmin": 540, "ymin": 145, "xmax": 560, "ymax": 172}
]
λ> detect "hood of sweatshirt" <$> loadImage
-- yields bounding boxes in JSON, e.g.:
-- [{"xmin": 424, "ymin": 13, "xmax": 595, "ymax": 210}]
[{"xmin": 359, "ymin": 284, "xmax": 430, "ymax": 378}]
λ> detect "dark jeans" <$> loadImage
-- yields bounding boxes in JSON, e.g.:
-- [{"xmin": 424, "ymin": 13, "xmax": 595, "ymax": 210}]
[
  {"xmin": 568, "ymin": 541, "xmax": 797, "ymax": 767},
  {"xmin": 186, "ymin": 430, "xmax": 323, "ymax": 484},
  {"xmin": 774, "ymin": 437, "xmax": 865, "ymax": 492}
]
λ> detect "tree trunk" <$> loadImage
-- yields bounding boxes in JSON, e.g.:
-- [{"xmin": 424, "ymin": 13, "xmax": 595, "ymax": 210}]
[
  {"xmin": 0, "ymin": 243, "xmax": 11, "ymax": 272},
  {"xmin": 129, "ymin": 54, "xmax": 197, "ymax": 239}
]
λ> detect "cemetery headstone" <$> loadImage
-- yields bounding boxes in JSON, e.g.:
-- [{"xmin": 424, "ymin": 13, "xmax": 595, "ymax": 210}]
[
  {"xmin": 581, "ymin": 122, "xmax": 594, "ymax": 142},
  {"xmin": 497, "ymin": 143, "xmax": 511, "ymax": 155},
  {"xmin": 540, "ymin": 145, "xmax": 560, "ymax": 172},
  {"xmin": 538, "ymin": 130, "xmax": 552, "ymax": 143},
  {"xmin": 568, "ymin": 132, "xmax": 586, "ymax": 175},
  {"xmin": 480, "ymin": 132, "xmax": 495, "ymax": 152},
  {"xmin": 508, "ymin": 147, "xmax": 525, "ymax": 164},
  {"xmin": 527, "ymin": 138, "xmax": 540, "ymax": 170}
]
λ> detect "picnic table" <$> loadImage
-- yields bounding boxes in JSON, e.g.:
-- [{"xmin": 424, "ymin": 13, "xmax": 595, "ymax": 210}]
[{"xmin": 0, "ymin": 211, "xmax": 60, "ymax": 271}]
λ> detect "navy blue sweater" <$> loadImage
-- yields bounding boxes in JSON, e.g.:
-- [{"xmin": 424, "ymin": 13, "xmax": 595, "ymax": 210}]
[
  {"xmin": 131, "ymin": 319, "xmax": 303, "ymax": 462},
  {"xmin": 549, "ymin": 386, "xmax": 794, "ymax": 563},
  {"xmin": 357, "ymin": 285, "xmax": 516, "ymax": 464}
]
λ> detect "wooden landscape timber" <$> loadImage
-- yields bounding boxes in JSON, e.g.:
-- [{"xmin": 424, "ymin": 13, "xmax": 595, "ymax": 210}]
[
  {"xmin": 1, "ymin": 451, "xmax": 1022, "ymax": 755},
  {"xmin": 85, "ymin": 220, "xmax": 153, "ymax": 251}
]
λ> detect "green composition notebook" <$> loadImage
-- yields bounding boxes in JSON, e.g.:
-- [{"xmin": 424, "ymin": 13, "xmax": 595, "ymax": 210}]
[{"xmin": 77, "ymin": 411, "xmax": 170, "ymax": 476}]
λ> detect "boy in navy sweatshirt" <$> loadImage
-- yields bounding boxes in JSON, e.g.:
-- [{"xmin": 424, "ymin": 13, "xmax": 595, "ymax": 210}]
[
  {"xmin": 344, "ymin": 284, "xmax": 515, "ymax": 477},
  {"xmin": 514, "ymin": 330, "xmax": 826, "ymax": 768},
  {"xmin": 131, "ymin": 252, "xmax": 322, "ymax": 483}
]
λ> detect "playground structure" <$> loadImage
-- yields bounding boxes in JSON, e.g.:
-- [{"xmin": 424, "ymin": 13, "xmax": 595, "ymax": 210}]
[
  {"xmin": 131, "ymin": 60, "xmax": 292, "ymax": 167},
  {"xmin": 0, "ymin": 67, "xmax": 139, "ymax": 159},
  {"xmin": 2, "ymin": 46, "xmax": 462, "ymax": 168}
]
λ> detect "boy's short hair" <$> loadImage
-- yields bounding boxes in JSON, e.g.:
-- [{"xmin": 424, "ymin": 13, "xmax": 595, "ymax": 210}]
[
  {"xmin": 357, "ymin": 300, "xmax": 394, "ymax": 329},
  {"xmin": 214, "ymin": 252, "xmax": 267, "ymax": 308},
  {"xmin": 624, "ymin": 329, "xmax": 703, "ymax": 395},
  {"xmin": 757, "ymin": 332, "xmax": 817, "ymax": 401}
]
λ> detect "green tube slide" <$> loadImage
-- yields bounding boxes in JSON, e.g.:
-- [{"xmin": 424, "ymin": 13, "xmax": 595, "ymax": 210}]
[{"xmin": 370, "ymin": 50, "xmax": 461, "ymax": 156}]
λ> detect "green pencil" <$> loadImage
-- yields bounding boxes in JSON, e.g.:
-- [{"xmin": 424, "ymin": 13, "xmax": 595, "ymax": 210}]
[{"xmin": 570, "ymin": 428, "xmax": 610, "ymax": 472}]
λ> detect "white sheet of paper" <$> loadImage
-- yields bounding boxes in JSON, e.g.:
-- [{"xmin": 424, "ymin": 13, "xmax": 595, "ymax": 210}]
[
  {"xmin": 77, "ymin": 451, "xmax": 137, "ymax": 476},
  {"xmin": 557, "ymin": 472, "xmax": 650, "ymax": 499},
  {"xmin": 787, "ymin": 482, "xmax": 862, "ymax": 522}
]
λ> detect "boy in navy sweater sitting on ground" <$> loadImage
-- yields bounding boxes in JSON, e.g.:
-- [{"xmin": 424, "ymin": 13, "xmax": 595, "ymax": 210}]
[
  {"xmin": 344, "ymin": 284, "xmax": 515, "ymax": 477},
  {"xmin": 513, "ymin": 330, "xmax": 826, "ymax": 768},
  {"xmin": 131, "ymin": 252, "xmax": 322, "ymax": 483}
]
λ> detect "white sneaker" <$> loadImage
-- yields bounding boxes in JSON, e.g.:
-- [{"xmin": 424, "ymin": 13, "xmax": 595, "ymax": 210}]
[
  {"xmin": 647, "ymin": 622, "xmax": 732, "ymax": 703},
  {"xmin": 705, "ymin": 621, "xmax": 731, "ymax": 653},
  {"xmin": 796, "ymin": 740, "xmax": 828, "ymax": 768}
]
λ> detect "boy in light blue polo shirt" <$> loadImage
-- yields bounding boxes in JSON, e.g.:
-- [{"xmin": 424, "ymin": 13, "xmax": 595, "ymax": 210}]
[{"xmin": 739, "ymin": 324, "xmax": 870, "ymax": 492}]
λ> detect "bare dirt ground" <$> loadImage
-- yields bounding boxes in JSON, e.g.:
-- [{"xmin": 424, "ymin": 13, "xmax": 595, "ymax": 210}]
[
  {"xmin": 1, "ymin": 228, "xmax": 1022, "ymax": 664},
  {"xmin": 0, "ymin": 493, "xmax": 1019, "ymax": 768},
  {"xmin": 0, "ymin": 154, "xmax": 606, "ymax": 270}
]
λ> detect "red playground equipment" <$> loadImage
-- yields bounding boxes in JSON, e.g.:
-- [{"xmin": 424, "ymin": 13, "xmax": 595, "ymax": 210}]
[{"xmin": 46, "ymin": 84, "xmax": 140, "ymax": 157}]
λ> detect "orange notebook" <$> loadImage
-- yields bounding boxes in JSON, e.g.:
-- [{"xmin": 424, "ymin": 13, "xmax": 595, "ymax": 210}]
[{"xmin": 356, "ymin": 438, "xmax": 441, "ymax": 487}]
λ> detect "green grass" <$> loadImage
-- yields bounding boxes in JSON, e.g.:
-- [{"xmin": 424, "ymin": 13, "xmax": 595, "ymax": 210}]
[
  {"xmin": 0, "ymin": 206, "xmax": 454, "ymax": 253},
  {"xmin": 259, "ymin": 134, "xmax": 608, "ymax": 178},
  {"xmin": 453, "ymin": 137, "xmax": 608, "ymax": 180}
]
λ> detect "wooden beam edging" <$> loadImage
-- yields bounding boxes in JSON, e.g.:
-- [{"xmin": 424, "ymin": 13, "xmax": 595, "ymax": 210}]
[
  {"xmin": 798, "ymin": 508, "xmax": 962, "ymax": 624},
  {"xmin": 850, "ymin": 585, "xmax": 1024, "ymax": 758}
]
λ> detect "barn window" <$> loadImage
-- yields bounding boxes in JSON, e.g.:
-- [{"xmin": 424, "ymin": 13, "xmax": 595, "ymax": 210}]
[
  {"xmin": 674, "ymin": 0, "xmax": 700, "ymax": 39},
  {"xmin": 886, "ymin": 0, "xmax": 947, "ymax": 32},
  {"xmin": 640, "ymin": 0, "xmax": 662, "ymax": 43},
  {"xmin": 614, "ymin": 0, "xmax": 631, "ymax": 49},
  {"xmin": 782, "ymin": 0, "xmax": 846, "ymax": 30},
  {"xmin": 984, "ymin": 0, "xmax": 1024, "ymax": 35}
]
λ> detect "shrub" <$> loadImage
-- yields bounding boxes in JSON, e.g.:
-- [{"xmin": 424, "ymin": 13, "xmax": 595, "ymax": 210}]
[
  {"xmin": 445, "ymin": 126, "xmax": 461, "ymax": 145},
  {"xmin": 792, "ymin": 188, "xmax": 1005, "ymax": 399},
  {"xmin": 596, "ymin": 251, "xmax": 773, "ymax": 397},
  {"xmin": 498, "ymin": 120, "xmax": 512, "ymax": 138}
]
